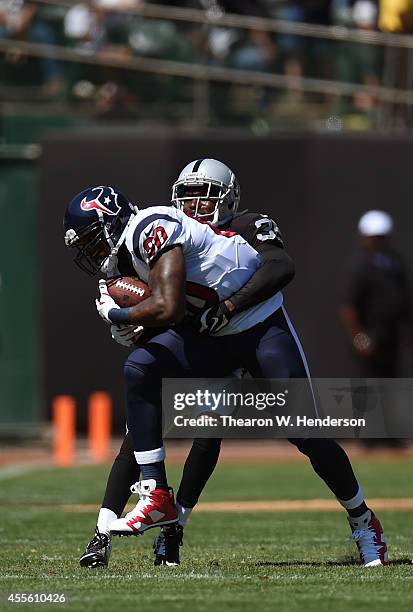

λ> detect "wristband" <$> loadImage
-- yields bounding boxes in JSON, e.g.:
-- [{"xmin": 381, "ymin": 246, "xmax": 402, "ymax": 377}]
[{"xmin": 108, "ymin": 307, "xmax": 132, "ymax": 324}]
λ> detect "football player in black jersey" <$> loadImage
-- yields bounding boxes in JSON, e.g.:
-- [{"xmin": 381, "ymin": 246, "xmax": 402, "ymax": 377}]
[{"xmin": 79, "ymin": 159, "xmax": 387, "ymax": 570}]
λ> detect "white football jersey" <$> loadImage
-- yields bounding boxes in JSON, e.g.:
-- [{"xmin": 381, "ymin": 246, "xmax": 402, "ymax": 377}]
[{"xmin": 124, "ymin": 206, "xmax": 282, "ymax": 335}]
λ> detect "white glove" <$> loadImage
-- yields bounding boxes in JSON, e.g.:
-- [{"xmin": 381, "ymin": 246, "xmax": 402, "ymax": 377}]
[
  {"xmin": 95, "ymin": 279, "xmax": 120, "ymax": 324},
  {"xmin": 110, "ymin": 324, "xmax": 144, "ymax": 347}
]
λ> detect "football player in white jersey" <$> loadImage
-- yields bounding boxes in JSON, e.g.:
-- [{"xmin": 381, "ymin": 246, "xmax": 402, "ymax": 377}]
[{"xmin": 64, "ymin": 186, "xmax": 288, "ymax": 543}]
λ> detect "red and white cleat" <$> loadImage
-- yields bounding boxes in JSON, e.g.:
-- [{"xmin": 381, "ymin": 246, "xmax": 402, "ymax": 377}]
[
  {"xmin": 110, "ymin": 479, "xmax": 178, "ymax": 536},
  {"xmin": 349, "ymin": 510, "xmax": 388, "ymax": 567}
]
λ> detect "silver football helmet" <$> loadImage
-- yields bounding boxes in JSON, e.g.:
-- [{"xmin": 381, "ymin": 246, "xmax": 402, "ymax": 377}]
[{"xmin": 171, "ymin": 158, "xmax": 240, "ymax": 225}]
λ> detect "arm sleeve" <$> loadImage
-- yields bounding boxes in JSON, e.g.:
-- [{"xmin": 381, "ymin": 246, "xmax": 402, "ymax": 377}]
[
  {"xmin": 133, "ymin": 214, "xmax": 185, "ymax": 265},
  {"xmin": 229, "ymin": 242, "xmax": 295, "ymax": 312}
]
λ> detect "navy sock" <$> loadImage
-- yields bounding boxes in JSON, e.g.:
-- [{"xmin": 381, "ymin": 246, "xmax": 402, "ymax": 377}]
[
  {"xmin": 347, "ymin": 502, "xmax": 369, "ymax": 518},
  {"xmin": 140, "ymin": 461, "xmax": 168, "ymax": 491}
]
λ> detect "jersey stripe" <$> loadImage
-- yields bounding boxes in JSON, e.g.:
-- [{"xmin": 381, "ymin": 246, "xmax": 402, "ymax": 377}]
[
  {"xmin": 281, "ymin": 305, "xmax": 320, "ymax": 419},
  {"xmin": 132, "ymin": 213, "xmax": 179, "ymax": 259}
]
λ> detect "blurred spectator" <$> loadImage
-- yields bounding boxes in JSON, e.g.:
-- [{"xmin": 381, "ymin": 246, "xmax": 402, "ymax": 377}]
[
  {"xmin": 229, "ymin": 28, "xmax": 277, "ymax": 72},
  {"xmin": 340, "ymin": 210, "xmax": 413, "ymax": 379},
  {"xmin": 203, "ymin": 0, "xmax": 277, "ymax": 71},
  {"xmin": 64, "ymin": 4, "xmax": 99, "ymax": 51},
  {"xmin": 336, "ymin": 1, "xmax": 381, "ymax": 120},
  {"xmin": 276, "ymin": 1, "xmax": 306, "ymax": 53},
  {"xmin": 190, "ymin": 0, "xmax": 278, "ymax": 123},
  {"xmin": 129, "ymin": 16, "xmax": 194, "ymax": 61},
  {"xmin": 0, "ymin": 0, "xmax": 64, "ymax": 93},
  {"xmin": 94, "ymin": 0, "xmax": 141, "ymax": 53},
  {"xmin": 340, "ymin": 210, "xmax": 413, "ymax": 446},
  {"xmin": 64, "ymin": 1, "xmax": 137, "ymax": 54},
  {"xmin": 378, "ymin": 0, "xmax": 413, "ymax": 32},
  {"xmin": 303, "ymin": 1, "xmax": 335, "ymax": 81},
  {"xmin": 0, "ymin": 0, "xmax": 398, "ymax": 128},
  {"xmin": 273, "ymin": 2, "xmax": 306, "ymax": 102},
  {"xmin": 377, "ymin": 1, "xmax": 413, "ymax": 126},
  {"xmin": 353, "ymin": 0, "xmax": 378, "ymax": 28},
  {"xmin": 64, "ymin": 1, "xmax": 138, "ymax": 117},
  {"xmin": 331, "ymin": 0, "xmax": 354, "ymax": 24}
]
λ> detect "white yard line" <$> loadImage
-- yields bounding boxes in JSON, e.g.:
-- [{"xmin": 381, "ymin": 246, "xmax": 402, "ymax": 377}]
[{"xmin": 0, "ymin": 463, "xmax": 50, "ymax": 480}]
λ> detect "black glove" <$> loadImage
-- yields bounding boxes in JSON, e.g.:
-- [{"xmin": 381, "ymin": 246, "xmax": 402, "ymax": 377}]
[{"xmin": 195, "ymin": 301, "xmax": 234, "ymax": 334}]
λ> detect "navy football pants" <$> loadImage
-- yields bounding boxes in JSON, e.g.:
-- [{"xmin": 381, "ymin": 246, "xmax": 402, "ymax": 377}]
[
  {"xmin": 123, "ymin": 308, "xmax": 359, "ymax": 503},
  {"xmin": 124, "ymin": 307, "xmax": 308, "ymax": 452}
]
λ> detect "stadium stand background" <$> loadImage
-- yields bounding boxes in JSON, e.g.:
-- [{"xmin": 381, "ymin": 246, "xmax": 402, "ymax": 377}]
[{"xmin": 2, "ymin": 0, "xmax": 413, "ymax": 433}]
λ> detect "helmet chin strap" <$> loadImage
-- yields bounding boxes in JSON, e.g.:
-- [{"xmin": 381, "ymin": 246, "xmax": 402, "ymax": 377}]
[
  {"xmin": 101, "ymin": 254, "xmax": 118, "ymax": 275},
  {"xmin": 101, "ymin": 212, "xmax": 137, "ymax": 275}
]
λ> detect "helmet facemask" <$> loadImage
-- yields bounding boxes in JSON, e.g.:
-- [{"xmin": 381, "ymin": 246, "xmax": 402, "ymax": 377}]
[
  {"xmin": 65, "ymin": 211, "xmax": 132, "ymax": 276},
  {"xmin": 172, "ymin": 174, "xmax": 240, "ymax": 226}
]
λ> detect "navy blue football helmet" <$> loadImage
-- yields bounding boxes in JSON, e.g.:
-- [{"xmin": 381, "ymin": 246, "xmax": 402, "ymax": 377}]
[{"xmin": 64, "ymin": 186, "xmax": 137, "ymax": 275}]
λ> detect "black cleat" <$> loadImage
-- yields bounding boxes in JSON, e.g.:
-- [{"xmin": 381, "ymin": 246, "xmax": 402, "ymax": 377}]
[
  {"xmin": 153, "ymin": 524, "xmax": 183, "ymax": 566},
  {"xmin": 79, "ymin": 528, "xmax": 112, "ymax": 568}
]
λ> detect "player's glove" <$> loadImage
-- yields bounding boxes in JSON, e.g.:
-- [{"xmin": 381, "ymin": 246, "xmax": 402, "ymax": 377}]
[
  {"xmin": 95, "ymin": 279, "xmax": 119, "ymax": 324},
  {"xmin": 196, "ymin": 301, "xmax": 234, "ymax": 335},
  {"xmin": 110, "ymin": 324, "xmax": 144, "ymax": 347}
]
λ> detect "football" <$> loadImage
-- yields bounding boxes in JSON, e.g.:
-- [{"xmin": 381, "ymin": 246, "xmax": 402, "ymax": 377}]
[{"xmin": 106, "ymin": 276, "xmax": 151, "ymax": 308}]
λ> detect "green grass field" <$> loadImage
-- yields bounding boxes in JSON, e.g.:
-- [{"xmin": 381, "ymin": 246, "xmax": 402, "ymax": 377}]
[{"xmin": 1, "ymin": 458, "xmax": 413, "ymax": 612}]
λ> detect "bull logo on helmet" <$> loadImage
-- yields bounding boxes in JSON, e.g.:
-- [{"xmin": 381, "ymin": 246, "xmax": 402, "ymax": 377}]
[{"xmin": 80, "ymin": 186, "xmax": 121, "ymax": 216}]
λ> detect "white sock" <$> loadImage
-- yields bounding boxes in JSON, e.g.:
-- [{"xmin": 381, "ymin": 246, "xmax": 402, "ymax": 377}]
[
  {"xmin": 97, "ymin": 508, "xmax": 117, "ymax": 535},
  {"xmin": 134, "ymin": 446, "xmax": 165, "ymax": 464},
  {"xmin": 336, "ymin": 484, "xmax": 365, "ymax": 511},
  {"xmin": 176, "ymin": 502, "xmax": 192, "ymax": 526}
]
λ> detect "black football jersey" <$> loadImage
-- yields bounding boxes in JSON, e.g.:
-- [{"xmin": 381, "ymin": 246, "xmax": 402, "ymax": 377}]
[
  {"xmin": 225, "ymin": 212, "xmax": 284, "ymax": 250},
  {"xmin": 220, "ymin": 211, "xmax": 293, "ymax": 314}
]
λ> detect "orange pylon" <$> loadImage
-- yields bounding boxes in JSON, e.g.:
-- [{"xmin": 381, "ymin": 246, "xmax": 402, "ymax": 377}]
[
  {"xmin": 88, "ymin": 391, "xmax": 112, "ymax": 462},
  {"xmin": 52, "ymin": 395, "xmax": 76, "ymax": 467}
]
